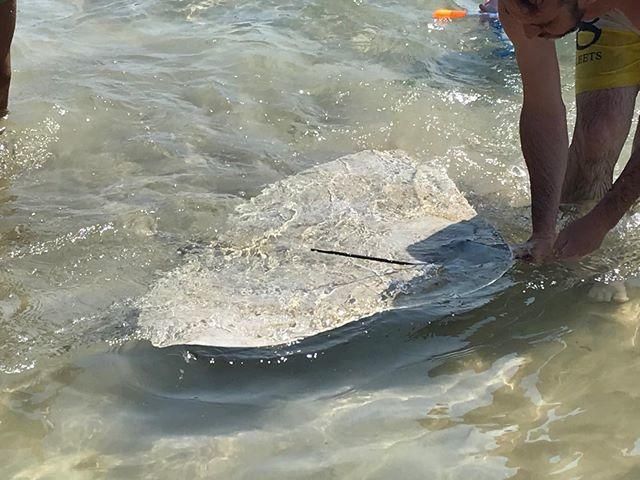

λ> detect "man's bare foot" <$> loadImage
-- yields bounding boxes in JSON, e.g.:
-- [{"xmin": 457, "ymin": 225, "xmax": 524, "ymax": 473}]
[
  {"xmin": 589, "ymin": 281, "xmax": 629, "ymax": 303},
  {"xmin": 588, "ymin": 276, "xmax": 640, "ymax": 304}
]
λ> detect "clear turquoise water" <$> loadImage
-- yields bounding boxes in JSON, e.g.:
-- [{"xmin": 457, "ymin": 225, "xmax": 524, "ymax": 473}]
[{"xmin": 3, "ymin": 0, "xmax": 640, "ymax": 478}]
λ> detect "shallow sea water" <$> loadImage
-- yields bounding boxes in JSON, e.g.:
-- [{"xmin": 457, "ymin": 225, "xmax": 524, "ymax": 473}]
[{"xmin": 3, "ymin": 0, "xmax": 640, "ymax": 478}]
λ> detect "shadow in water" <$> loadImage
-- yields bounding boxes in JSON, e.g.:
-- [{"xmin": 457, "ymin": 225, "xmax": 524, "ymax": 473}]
[
  {"xmin": 49, "ymin": 217, "xmax": 517, "ymax": 436},
  {"xmin": 399, "ymin": 216, "xmax": 512, "ymax": 306}
]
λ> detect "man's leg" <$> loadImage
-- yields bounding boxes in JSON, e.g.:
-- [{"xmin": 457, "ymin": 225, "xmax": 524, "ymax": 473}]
[
  {"xmin": 562, "ymin": 86, "xmax": 639, "ymax": 205},
  {"xmin": 0, "ymin": 0, "xmax": 17, "ymax": 116},
  {"xmin": 479, "ymin": 0, "xmax": 498, "ymax": 14}
]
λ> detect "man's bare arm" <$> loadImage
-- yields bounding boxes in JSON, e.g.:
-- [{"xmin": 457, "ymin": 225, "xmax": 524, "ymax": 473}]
[
  {"xmin": 0, "ymin": 0, "xmax": 17, "ymax": 115},
  {"xmin": 553, "ymin": 147, "xmax": 640, "ymax": 260},
  {"xmin": 500, "ymin": 4, "xmax": 568, "ymax": 259},
  {"xmin": 596, "ymin": 147, "xmax": 640, "ymax": 228}
]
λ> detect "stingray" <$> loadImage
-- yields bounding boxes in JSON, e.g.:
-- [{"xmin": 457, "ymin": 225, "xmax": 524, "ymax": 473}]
[{"xmin": 136, "ymin": 150, "xmax": 512, "ymax": 347}]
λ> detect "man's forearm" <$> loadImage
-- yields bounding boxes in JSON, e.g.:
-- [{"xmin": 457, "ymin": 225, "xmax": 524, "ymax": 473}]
[
  {"xmin": 596, "ymin": 147, "xmax": 640, "ymax": 229},
  {"xmin": 520, "ymin": 101, "xmax": 569, "ymax": 238}
]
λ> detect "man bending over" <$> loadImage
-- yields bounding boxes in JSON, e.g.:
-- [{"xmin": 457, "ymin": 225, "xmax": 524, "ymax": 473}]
[{"xmin": 500, "ymin": 0, "xmax": 640, "ymax": 262}]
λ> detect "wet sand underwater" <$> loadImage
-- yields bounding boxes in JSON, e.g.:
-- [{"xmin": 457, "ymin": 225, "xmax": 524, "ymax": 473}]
[{"xmin": 2, "ymin": 0, "xmax": 640, "ymax": 478}]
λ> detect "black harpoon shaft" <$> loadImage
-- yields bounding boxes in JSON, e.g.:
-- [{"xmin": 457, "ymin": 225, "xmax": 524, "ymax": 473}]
[{"xmin": 311, "ymin": 248, "xmax": 427, "ymax": 266}]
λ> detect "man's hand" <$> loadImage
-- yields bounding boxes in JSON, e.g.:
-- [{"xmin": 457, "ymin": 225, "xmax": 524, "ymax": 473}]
[
  {"xmin": 511, "ymin": 234, "xmax": 556, "ymax": 264},
  {"xmin": 553, "ymin": 210, "xmax": 610, "ymax": 261}
]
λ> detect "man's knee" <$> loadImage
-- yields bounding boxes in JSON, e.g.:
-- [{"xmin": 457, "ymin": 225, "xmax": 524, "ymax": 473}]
[
  {"xmin": 564, "ymin": 88, "xmax": 638, "ymax": 202},
  {"xmin": 577, "ymin": 113, "xmax": 627, "ymax": 145},
  {"xmin": 573, "ymin": 88, "xmax": 638, "ymax": 154}
]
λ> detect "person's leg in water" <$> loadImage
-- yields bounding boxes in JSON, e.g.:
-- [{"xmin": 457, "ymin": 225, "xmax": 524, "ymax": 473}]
[
  {"xmin": 479, "ymin": 0, "xmax": 498, "ymax": 14},
  {"xmin": 0, "ymin": 0, "xmax": 17, "ymax": 116}
]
